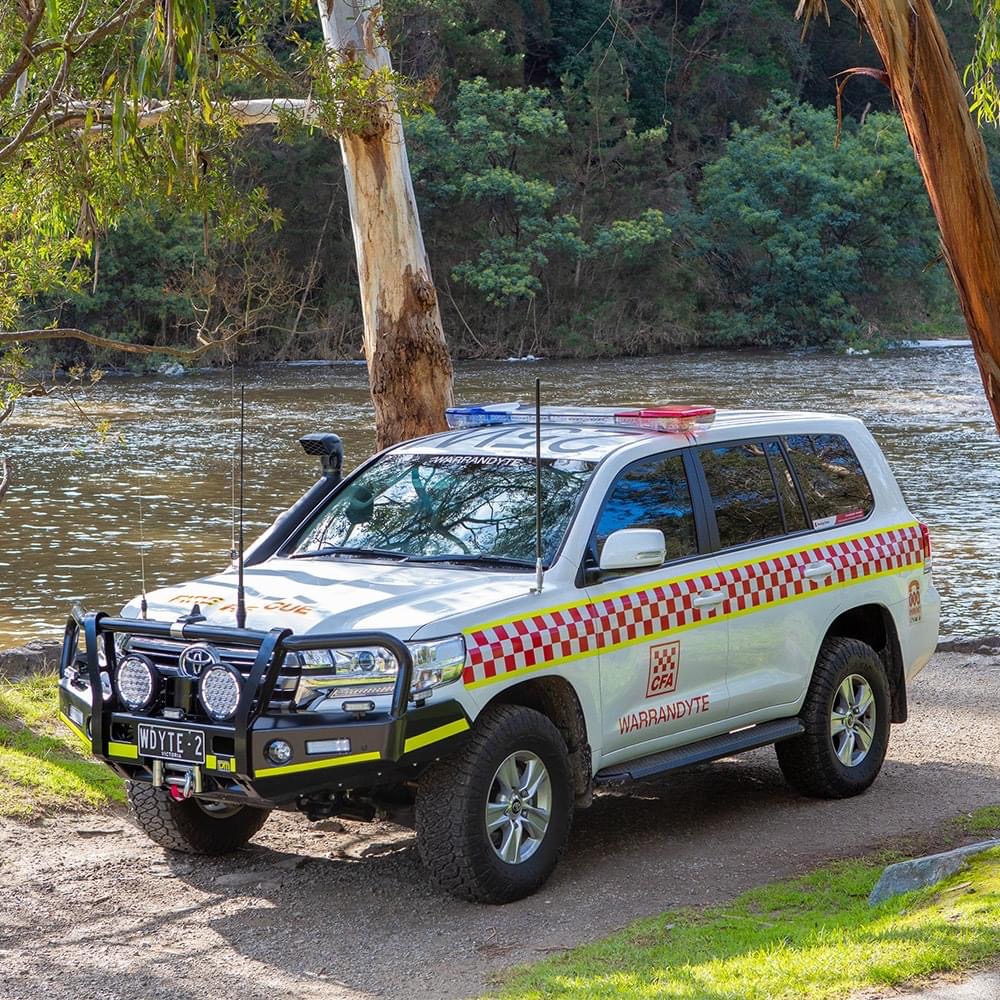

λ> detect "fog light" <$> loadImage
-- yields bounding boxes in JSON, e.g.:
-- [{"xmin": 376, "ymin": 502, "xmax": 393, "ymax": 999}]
[
  {"xmin": 199, "ymin": 664, "xmax": 242, "ymax": 721},
  {"xmin": 266, "ymin": 740, "xmax": 293, "ymax": 766},
  {"xmin": 115, "ymin": 654, "xmax": 158, "ymax": 711}
]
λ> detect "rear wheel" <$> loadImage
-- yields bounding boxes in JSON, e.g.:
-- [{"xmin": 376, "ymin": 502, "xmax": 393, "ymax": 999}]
[
  {"xmin": 127, "ymin": 781, "xmax": 271, "ymax": 855},
  {"xmin": 776, "ymin": 636, "xmax": 891, "ymax": 799},
  {"xmin": 415, "ymin": 705, "xmax": 574, "ymax": 904}
]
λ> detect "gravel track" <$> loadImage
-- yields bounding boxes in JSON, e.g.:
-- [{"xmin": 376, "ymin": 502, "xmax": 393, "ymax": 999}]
[{"xmin": 1, "ymin": 651, "xmax": 998, "ymax": 1000}]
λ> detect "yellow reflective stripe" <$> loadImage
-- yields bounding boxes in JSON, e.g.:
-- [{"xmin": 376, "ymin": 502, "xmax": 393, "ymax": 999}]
[
  {"xmin": 108, "ymin": 741, "xmax": 138, "ymax": 760},
  {"xmin": 59, "ymin": 712, "xmax": 89, "ymax": 747},
  {"xmin": 404, "ymin": 718, "xmax": 470, "ymax": 754},
  {"xmin": 255, "ymin": 750, "xmax": 380, "ymax": 778},
  {"xmin": 464, "ymin": 539, "xmax": 922, "ymax": 692},
  {"xmin": 467, "ymin": 520, "xmax": 920, "ymax": 635},
  {"xmin": 206, "ymin": 754, "xmax": 237, "ymax": 773}
]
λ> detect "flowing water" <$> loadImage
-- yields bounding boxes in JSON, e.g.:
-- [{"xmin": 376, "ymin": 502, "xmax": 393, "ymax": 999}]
[{"xmin": 1, "ymin": 344, "xmax": 997, "ymax": 646}]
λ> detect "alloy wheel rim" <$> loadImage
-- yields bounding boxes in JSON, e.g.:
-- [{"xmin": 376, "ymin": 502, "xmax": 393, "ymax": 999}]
[
  {"xmin": 485, "ymin": 750, "xmax": 552, "ymax": 865},
  {"xmin": 830, "ymin": 673, "xmax": 877, "ymax": 768}
]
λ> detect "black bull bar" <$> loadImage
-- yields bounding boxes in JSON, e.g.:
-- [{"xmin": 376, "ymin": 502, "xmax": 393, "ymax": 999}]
[{"xmin": 63, "ymin": 609, "xmax": 415, "ymax": 775}]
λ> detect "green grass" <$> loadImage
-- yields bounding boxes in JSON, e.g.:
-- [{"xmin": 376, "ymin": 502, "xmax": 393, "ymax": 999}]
[
  {"xmin": 0, "ymin": 673, "xmax": 125, "ymax": 818},
  {"xmin": 957, "ymin": 805, "xmax": 1000, "ymax": 836},
  {"xmin": 488, "ymin": 851, "xmax": 1000, "ymax": 1000}
]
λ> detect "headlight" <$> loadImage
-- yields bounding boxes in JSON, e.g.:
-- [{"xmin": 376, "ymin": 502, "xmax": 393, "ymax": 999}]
[
  {"xmin": 115, "ymin": 654, "xmax": 158, "ymax": 711},
  {"xmin": 199, "ymin": 664, "xmax": 243, "ymax": 721},
  {"xmin": 410, "ymin": 636, "xmax": 466, "ymax": 693},
  {"xmin": 292, "ymin": 636, "xmax": 466, "ymax": 710},
  {"xmin": 294, "ymin": 646, "xmax": 399, "ymax": 708}
]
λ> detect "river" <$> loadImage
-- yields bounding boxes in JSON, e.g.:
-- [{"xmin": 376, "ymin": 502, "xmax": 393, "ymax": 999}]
[{"xmin": 1, "ymin": 344, "xmax": 997, "ymax": 646}]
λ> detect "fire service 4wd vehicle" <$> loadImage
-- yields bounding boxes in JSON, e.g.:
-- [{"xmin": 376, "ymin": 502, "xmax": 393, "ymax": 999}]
[{"xmin": 59, "ymin": 402, "xmax": 939, "ymax": 903}]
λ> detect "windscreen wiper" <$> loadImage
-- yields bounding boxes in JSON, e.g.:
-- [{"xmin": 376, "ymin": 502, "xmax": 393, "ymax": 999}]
[
  {"xmin": 405, "ymin": 554, "xmax": 535, "ymax": 570},
  {"xmin": 290, "ymin": 547, "xmax": 408, "ymax": 561}
]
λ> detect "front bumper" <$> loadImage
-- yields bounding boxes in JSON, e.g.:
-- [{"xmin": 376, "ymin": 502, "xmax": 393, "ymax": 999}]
[{"xmin": 59, "ymin": 611, "xmax": 471, "ymax": 807}]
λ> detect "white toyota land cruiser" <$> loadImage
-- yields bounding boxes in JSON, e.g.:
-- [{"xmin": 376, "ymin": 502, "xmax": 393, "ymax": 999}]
[{"xmin": 58, "ymin": 402, "xmax": 939, "ymax": 903}]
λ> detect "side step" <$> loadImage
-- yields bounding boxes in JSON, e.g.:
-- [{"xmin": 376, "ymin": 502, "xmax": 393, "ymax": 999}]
[{"xmin": 594, "ymin": 718, "xmax": 805, "ymax": 786}]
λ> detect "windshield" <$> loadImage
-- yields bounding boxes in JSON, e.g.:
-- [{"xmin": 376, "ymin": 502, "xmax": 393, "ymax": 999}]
[{"xmin": 291, "ymin": 453, "xmax": 597, "ymax": 566}]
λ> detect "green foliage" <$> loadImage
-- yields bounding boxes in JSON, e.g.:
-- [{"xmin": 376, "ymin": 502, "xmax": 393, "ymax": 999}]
[
  {"xmin": 0, "ymin": 675, "xmax": 125, "ymax": 818},
  {"xmin": 410, "ymin": 74, "xmax": 671, "ymax": 332},
  {"xmin": 2, "ymin": 1, "xmax": 977, "ymax": 363},
  {"xmin": 692, "ymin": 94, "xmax": 948, "ymax": 346},
  {"xmin": 488, "ymin": 851, "xmax": 1000, "ymax": 1000}
]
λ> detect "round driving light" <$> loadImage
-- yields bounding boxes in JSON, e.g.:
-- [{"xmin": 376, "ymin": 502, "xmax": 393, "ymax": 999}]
[
  {"xmin": 199, "ymin": 664, "xmax": 242, "ymax": 721},
  {"xmin": 114, "ymin": 654, "xmax": 158, "ymax": 711},
  {"xmin": 266, "ymin": 740, "xmax": 293, "ymax": 766}
]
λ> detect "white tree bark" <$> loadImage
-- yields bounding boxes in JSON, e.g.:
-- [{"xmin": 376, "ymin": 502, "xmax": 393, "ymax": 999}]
[{"xmin": 316, "ymin": 0, "xmax": 454, "ymax": 448}]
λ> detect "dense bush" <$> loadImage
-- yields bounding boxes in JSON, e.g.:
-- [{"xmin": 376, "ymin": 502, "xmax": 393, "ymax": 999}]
[{"xmin": 692, "ymin": 95, "xmax": 950, "ymax": 346}]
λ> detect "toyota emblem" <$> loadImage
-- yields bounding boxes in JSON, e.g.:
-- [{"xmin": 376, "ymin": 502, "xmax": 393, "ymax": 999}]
[{"xmin": 178, "ymin": 643, "xmax": 221, "ymax": 679}]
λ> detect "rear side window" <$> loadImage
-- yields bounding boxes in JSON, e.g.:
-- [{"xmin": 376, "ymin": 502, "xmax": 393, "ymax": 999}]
[
  {"xmin": 699, "ymin": 442, "xmax": 785, "ymax": 548},
  {"xmin": 594, "ymin": 453, "xmax": 698, "ymax": 564},
  {"xmin": 783, "ymin": 434, "xmax": 874, "ymax": 528}
]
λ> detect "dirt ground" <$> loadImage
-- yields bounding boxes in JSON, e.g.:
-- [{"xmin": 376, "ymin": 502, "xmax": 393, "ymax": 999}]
[{"xmin": 1, "ymin": 650, "xmax": 999, "ymax": 1000}]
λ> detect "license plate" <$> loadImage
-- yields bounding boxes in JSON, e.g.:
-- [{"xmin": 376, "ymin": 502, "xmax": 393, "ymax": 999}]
[{"xmin": 137, "ymin": 723, "xmax": 206, "ymax": 765}]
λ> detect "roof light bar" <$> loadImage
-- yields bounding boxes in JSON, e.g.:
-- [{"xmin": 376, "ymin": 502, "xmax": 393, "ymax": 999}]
[{"xmin": 445, "ymin": 403, "xmax": 717, "ymax": 434}]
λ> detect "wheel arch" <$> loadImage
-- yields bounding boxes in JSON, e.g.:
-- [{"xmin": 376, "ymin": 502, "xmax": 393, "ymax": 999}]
[
  {"xmin": 482, "ymin": 676, "xmax": 593, "ymax": 806},
  {"xmin": 824, "ymin": 603, "xmax": 907, "ymax": 723}
]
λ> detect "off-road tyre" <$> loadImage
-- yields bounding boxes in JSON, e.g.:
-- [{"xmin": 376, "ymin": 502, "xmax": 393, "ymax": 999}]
[
  {"xmin": 127, "ymin": 781, "xmax": 271, "ymax": 855},
  {"xmin": 415, "ymin": 704, "xmax": 574, "ymax": 904},
  {"xmin": 776, "ymin": 636, "xmax": 891, "ymax": 799}
]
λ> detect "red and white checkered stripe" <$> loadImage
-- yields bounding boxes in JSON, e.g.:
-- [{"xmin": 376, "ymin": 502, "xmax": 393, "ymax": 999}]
[{"xmin": 463, "ymin": 524, "xmax": 923, "ymax": 686}]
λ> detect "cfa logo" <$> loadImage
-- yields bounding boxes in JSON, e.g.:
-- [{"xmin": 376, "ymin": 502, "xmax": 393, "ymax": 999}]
[
  {"xmin": 646, "ymin": 641, "xmax": 681, "ymax": 699},
  {"xmin": 908, "ymin": 580, "xmax": 922, "ymax": 624}
]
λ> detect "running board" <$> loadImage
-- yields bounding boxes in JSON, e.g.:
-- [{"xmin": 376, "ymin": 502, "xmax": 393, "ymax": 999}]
[{"xmin": 594, "ymin": 718, "xmax": 805, "ymax": 786}]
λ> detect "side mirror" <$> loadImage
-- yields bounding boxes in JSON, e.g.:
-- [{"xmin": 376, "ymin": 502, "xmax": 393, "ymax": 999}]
[{"xmin": 599, "ymin": 528, "xmax": 666, "ymax": 573}]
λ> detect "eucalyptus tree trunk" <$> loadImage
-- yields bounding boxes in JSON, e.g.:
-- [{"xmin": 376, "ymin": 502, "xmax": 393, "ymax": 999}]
[
  {"xmin": 798, "ymin": 0, "xmax": 1000, "ymax": 433},
  {"xmin": 316, "ymin": 0, "xmax": 454, "ymax": 449}
]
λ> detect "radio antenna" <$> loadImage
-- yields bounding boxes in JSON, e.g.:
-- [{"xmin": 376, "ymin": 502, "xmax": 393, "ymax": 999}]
[
  {"xmin": 236, "ymin": 385, "xmax": 247, "ymax": 630},
  {"xmin": 533, "ymin": 378, "xmax": 544, "ymax": 594},
  {"xmin": 138, "ymin": 488, "xmax": 148, "ymax": 620}
]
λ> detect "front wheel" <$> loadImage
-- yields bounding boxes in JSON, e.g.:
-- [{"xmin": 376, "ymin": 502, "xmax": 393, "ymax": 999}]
[
  {"xmin": 127, "ymin": 781, "xmax": 271, "ymax": 855},
  {"xmin": 776, "ymin": 636, "xmax": 892, "ymax": 799},
  {"xmin": 415, "ymin": 705, "xmax": 574, "ymax": 903}
]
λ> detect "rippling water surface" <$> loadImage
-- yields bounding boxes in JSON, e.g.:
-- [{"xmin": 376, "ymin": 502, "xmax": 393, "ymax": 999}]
[{"xmin": 1, "ymin": 346, "xmax": 997, "ymax": 645}]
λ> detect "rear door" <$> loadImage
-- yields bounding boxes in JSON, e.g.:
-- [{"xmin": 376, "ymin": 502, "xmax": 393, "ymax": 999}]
[
  {"xmin": 586, "ymin": 449, "xmax": 731, "ymax": 760},
  {"xmin": 693, "ymin": 436, "xmax": 874, "ymax": 722}
]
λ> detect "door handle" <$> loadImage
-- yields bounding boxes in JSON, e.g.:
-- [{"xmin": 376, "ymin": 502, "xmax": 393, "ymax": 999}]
[
  {"xmin": 802, "ymin": 561, "xmax": 835, "ymax": 580},
  {"xmin": 693, "ymin": 589, "xmax": 726, "ymax": 609}
]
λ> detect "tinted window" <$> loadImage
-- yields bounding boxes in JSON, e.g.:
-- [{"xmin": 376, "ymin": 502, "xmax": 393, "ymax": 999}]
[
  {"xmin": 594, "ymin": 453, "xmax": 697, "ymax": 564},
  {"xmin": 765, "ymin": 441, "xmax": 809, "ymax": 533},
  {"xmin": 784, "ymin": 434, "xmax": 874, "ymax": 528},
  {"xmin": 700, "ymin": 442, "xmax": 785, "ymax": 548}
]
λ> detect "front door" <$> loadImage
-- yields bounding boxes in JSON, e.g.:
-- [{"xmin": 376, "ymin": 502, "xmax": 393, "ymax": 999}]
[{"xmin": 586, "ymin": 450, "xmax": 730, "ymax": 762}]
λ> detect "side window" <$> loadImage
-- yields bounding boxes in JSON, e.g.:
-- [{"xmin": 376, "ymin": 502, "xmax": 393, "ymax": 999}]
[
  {"xmin": 784, "ymin": 434, "xmax": 875, "ymax": 528},
  {"xmin": 699, "ymin": 442, "xmax": 785, "ymax": 548},
  {"xmin": 593, "ymin": 453, "xmax": 698, "ymax": 565},
  {"xmin": 765, "ymin": 441, "xmax": 809, "ymax": 533}
]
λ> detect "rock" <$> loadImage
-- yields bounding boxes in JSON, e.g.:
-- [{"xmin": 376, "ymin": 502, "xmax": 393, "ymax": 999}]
[
  {"xmin": 868, "ymin": 840, "xmax": 1000, "ymax": 906},
  {"xmin": 0, "ymin": 640, "xmax": 62, "ymax": 680},
  {"xmin": 156, "ymin": 362, "xmax": 185, "ymax": 377},
  {"xmin": 214, "ymin": 870, "xmax": 269, "ymax": 888},
  {"xmin": 74, "ymin": 827, "xmax": 124, "ymax": 839},
  {"xmin": 273, "ymin": 855, "xmax": 309, "ymax": 871},
  {"xmin": 937, "ymin": 635, "xmax": 1000, "ymax": 654}
]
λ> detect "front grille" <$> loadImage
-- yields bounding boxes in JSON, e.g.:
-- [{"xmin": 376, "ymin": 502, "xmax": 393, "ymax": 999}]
[{"xmin": 125, "ymin": 637, "xmax": 298, "ymax": 714}]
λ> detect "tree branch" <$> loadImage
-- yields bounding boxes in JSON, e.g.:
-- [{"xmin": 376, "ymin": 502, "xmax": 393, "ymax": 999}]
[
  {"xmin": 1, "ymin": 327, "xmax": 242, "ymax": 358},
  {"xmin": 0, "ymin": 457, "xmax": 11, "ymax": 502},
  {"xmin": 0, "ymin": 1, "xmax": 47, "ymax": 103}
]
